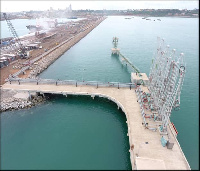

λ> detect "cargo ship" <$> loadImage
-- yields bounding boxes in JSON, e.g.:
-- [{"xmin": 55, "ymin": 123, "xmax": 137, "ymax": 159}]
[
  {"xmin": 26, "ymin": 25, "xmax": 43, "ymax": 32},
  {"xmin": 67, "ymin": 16, "xmax": 77, "ymax": 19}
]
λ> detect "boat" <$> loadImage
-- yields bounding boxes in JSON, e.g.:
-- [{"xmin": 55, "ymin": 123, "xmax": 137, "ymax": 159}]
[
  {"xmin": 26, "ymin": 25, "xmax": 43, "ymax": 32},
  {"xmin": 157, "ymin": 19, "xmax": 161, "ymax": 21},
  {"xmin": 67, "ymin": 16, "xmax": 77, "ymax": 19}
]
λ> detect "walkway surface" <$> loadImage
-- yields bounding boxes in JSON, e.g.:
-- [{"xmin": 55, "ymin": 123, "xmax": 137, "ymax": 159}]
[{"xmin": 1, "ymin": 82, "xmax": 190, "ymax": 170}]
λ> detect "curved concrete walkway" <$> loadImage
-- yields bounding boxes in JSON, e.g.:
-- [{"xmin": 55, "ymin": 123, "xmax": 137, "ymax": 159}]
[{"xmin": 1, "ymin": 82, "xmax": 190, "ymax": 170}]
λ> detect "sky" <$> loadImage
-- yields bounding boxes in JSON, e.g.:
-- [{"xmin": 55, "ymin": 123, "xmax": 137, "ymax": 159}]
[{"xmin": 1, "ymin": 1, "xmax": 199, "ymax": 12}]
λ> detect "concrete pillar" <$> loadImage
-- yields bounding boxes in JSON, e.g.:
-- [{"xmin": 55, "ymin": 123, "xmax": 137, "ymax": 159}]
[
  {"xmin": 28, "ymin": 91, "xmax": 31, "ymax": 101},
  {"xmin": 40, "ymin": 92, "xmax": 45, "ymax": 98}
]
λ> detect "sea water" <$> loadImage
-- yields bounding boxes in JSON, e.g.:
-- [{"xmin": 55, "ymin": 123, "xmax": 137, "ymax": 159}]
[{"xmin": 1, "ymin": 16, "xmax": 199, "ymax": 169}]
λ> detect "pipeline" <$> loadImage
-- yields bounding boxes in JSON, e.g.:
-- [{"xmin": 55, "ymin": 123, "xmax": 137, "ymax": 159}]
[{"xmin": 119, "ymin": 52, "xmax": 141, "ymax": 75}]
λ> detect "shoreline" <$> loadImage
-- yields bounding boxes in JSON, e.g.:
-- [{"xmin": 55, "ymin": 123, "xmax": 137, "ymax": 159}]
[
  {"xmin": 1, "ymin": 15, "xmax": 198, "ymax": 22},
  {"xmin": 0, "ymin": 16, "xmax": 106, "ymax": 85},
  {"xmin": 18, "ymin": 16, "xmax": 106, "ymax": 79},
  {"xmin": 0, "ymin": 16, "xmax": 106, "ymax": 112}
]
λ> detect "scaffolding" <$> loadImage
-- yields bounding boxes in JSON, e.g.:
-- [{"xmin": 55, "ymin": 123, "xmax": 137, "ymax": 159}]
[{"xmin": 148, "ymin": 37, "xmax": 186, "ymax": 133}]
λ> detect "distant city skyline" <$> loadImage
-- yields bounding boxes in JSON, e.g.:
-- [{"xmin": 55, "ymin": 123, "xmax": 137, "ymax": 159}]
[{"xmin": 1, "ymin": 1, "xmax": 199, "ymax": 12}]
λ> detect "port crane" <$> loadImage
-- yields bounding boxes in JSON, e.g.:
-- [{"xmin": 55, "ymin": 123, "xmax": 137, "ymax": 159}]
[{"xmin": 3, "ymin": 13, "xmax": 27, "ymax": 58}]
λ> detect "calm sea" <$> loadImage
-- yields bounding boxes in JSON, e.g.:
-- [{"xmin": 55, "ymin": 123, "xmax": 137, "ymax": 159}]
[{"xmin": 1, "ymin": 16, "xmax": 199, "ymax": 170}]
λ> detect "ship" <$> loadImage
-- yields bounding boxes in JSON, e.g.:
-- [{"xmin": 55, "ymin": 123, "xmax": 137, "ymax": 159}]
[
  {"xmin": 26, "ymin": 25, "xmax": 43, "ymax": 32},
  {"xmin": 67, "ymin": 16, "xmax": 77, "ymax": 19}
]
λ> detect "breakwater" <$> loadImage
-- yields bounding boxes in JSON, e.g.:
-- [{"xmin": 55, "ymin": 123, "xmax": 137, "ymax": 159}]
[
  {"xmin": 0, "ymin": 89, "xmax": 46, "ymax": 112},
  {"xmin": 13, "ymin": 17, "xmax": 106, "ymax": 79},
  {"xmin": 1, "ymin": 17, "xmax": 106, "ymax": 112}
]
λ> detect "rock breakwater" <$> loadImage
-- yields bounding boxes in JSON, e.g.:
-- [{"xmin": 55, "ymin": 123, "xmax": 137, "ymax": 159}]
[
  {"xmin": 24, "ymin": 17, "xmax": 106, "ymax": 78},
  {"xmin": 0, "ymin": 90, "xmax": 46, "ymax": 112}
]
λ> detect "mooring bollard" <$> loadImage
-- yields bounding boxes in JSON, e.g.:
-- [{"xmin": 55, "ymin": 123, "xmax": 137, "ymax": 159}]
[{"xmin": 76, "ymin": 82, "xmax": 77, "ymax": 87}]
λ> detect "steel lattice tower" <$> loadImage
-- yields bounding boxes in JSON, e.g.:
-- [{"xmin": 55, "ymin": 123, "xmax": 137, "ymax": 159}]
[{"xmin": 148, "ymin": 37, "xmax": 186, "ymax": 133}]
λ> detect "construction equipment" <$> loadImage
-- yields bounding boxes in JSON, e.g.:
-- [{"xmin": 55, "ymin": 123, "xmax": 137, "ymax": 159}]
[{"xmin": 3, "ymin": 13, "xmax": 27, "ymax": 58}]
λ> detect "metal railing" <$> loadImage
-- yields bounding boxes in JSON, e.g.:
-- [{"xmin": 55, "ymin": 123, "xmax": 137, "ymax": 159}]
[{"xmin": 7, "ymin": 78, "xmax": 136, "ymax": 89}]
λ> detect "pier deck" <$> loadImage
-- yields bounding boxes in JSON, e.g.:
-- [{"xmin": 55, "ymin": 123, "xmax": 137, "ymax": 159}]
[{"xmin": 1, "ymin": 82, "xmax": 190, "ymax": 170}]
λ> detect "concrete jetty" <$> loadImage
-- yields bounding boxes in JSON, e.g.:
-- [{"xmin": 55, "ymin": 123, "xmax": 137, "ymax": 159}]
[{"xmin": 1, "ymin": 80, "xmax": 190, "ymax": 170}]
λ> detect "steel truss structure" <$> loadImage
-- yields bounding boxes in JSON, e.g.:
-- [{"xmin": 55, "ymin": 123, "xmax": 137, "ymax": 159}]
[
  {"xmin": 112, "ymin": 37, "xmax": 118, "ymax": 48},
  {"xmin": 148, "ymin": 37, "xmax": 186, "ymax": 133}
]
